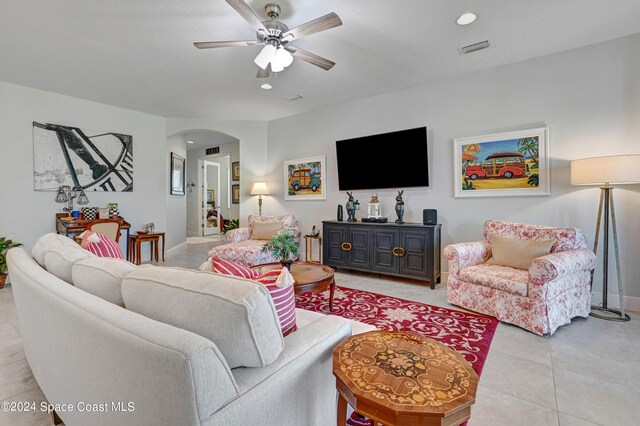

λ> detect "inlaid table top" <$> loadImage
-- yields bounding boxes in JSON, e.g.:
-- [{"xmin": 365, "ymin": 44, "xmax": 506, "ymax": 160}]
[{"xmin": 333, "ymin": 331, "xmax": 478, "ymax": 426}]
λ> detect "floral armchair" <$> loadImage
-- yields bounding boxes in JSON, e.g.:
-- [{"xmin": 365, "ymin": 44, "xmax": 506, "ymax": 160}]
[
  {"xmin": 444, "ymin": 220, "xmax": 597, "ymax": 335},
  {"xmin": 200, "ymin": 215, "xmax": 301, "ymax": 269}
]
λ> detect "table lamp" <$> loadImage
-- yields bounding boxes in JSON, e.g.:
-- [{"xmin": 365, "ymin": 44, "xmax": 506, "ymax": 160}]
[
  {"xmin": 571, "ymin": 154, "xmax": 640, "ymax": 321},
  {"xmin": 250, "ymin": 182, "xmax": 269, "ymax": 216}
]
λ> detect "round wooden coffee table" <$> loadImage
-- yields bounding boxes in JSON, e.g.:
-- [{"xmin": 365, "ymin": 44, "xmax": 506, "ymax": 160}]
[
  {"xmin": 333, "ymin": 331, "xmax": 478, "ymax": 426},
  {"xmin": 251, "ymin": 261, "xmax": 335, "ymax": 311}
]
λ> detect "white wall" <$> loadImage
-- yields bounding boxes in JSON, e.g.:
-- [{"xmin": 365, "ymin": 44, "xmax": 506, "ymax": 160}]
[
  {"xmin": 0, "ymin": 81, "xmax": 167, "ymax": 259},
  {"xmin": 266, "ymin": 34, "xmax": 640, "ymax": 299},
  {"xmin": 165, "ymin": 134, "xmax": 187, "ymax": 249}
]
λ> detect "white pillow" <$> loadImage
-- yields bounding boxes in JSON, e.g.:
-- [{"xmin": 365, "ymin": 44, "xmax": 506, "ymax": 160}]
[
  {"xmin": 72, "ymin": 257, "xmax": 137, "ymax": 306},
  {"xmin": 44, "ymin": 245, "xmax": 94, "ymax": 284},
  {"xmin": 32, "ymin": 233, "xmax": 79, "ymax": 268}
]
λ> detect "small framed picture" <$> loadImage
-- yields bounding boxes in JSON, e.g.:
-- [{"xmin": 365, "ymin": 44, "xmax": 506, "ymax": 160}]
[
  {"xmin": 98, "ymin": 208, "xmax": 110, "ymax": 219},
  {"xmin": 170, "ymin": 152, "xmax": 186, "ymax": 196},
  {"xmin": 232, "ymin": 161, "xmax": 240, "ymax": 181},
  {"xmin": 232, "ymin": 184, "xmax": 240, "ymax": 204}
]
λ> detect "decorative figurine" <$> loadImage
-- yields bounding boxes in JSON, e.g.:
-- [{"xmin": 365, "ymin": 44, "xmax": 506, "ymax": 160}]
[
  {"xmin": 346, "ymin": 192, "xmax": 357, "ymax": 222},
  {"xmin": 395, "ymin": 190, "xmax": 405, "ymax": 224},
  {"xmin": 308, "ymin": 225, "xmax": 320, "ymax": 237}
]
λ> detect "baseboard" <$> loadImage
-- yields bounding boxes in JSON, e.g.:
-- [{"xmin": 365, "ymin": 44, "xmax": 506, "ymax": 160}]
[
  {"xmin": 166, "ymin": 242, "xmax": 186, "ymax": 258},
  {"xmin": 591, "ymin": 292, "xmax": 640, "ymax": 313}
]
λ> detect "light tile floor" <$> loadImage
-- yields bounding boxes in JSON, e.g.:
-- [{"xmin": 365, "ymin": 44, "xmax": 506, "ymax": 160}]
[{"xmin": 1, "ymin": 241, "xmax": 638, "ymax": 426}]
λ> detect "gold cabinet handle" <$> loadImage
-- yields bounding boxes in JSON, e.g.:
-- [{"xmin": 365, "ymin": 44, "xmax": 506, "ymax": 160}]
[
  {"xmin": 341, "ymin": 242, "xmax": 352, "ymax": 251},
  {"xmin": 392, "ymin": 247, "xmax": 406, "ymax": 257}
]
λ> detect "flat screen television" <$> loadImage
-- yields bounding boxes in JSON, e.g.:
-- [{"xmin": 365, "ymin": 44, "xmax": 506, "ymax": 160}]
[{"xmin": 336, "ymin": 127, "xmax": 429, "ymax": 191}]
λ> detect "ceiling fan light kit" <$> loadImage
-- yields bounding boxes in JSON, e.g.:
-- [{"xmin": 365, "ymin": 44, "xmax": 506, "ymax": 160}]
[{"xmin": 195, "ymin": 0, "xmax": 342, "ymax": 78}]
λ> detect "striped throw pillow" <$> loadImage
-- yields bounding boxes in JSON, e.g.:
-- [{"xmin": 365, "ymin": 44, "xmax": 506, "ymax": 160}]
[
  {"xmin": 212, "ymin": 257, "xmax": 259, "ymax": 279},
  {"xmin": 254, "ymin": 268, "xmax": 297, "ymax": 336},
  {"xmin": 80, "ymin": 231, "xmax": 124, "ymax": 259}
]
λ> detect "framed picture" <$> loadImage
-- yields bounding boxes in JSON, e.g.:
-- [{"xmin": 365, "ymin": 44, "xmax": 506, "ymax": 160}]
[
  {"xmin": 232, "ymin": 161, "xmax": 240, "ymax": 181},
  {"xmin": 232, "ymin": 184, "xmax": 240, "ymax": 204},
  {"xmin": 207, "ymin": 190, "xmax": 215, "ymax": 207},
  {"xmin": 170, "ymin": 152, "xmax": 185, "ymax": 196},
  {"xmin": 453, "ymin": 127, "xmax": 549, "ymax": 198},
  {"xmin": 284, "ymin": 156, "xmax": 326, "ymax": 201}
]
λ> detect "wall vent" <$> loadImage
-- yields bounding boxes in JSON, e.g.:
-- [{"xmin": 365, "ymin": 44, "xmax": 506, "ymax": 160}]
[
  {"xmin": 460, "ymin": 40, "xmax": 491, "ymax": 55},
  {"xmin": 205, "ymin": 146, "xmax": 220, "ymax": 155}
]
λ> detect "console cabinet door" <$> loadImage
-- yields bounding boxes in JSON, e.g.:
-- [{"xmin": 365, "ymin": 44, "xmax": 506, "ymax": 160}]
[
  {"xmin": 373, "ymin": 229, "xmax": 398, "ymax": 274},
  {"xmin": 398, "ymin": 229, "xmax": 430, "ymax": 279},
  {"xmin": 324, "ymin": 224, "xmax": 348, "ymax": 267},
  {"xmin": 347, "ymin": 226, "xmax": 372, "ymax": 270}
]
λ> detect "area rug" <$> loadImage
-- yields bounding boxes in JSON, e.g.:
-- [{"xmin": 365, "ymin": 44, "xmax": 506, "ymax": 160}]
[
  {"xmin": 296, "ymin": 286, "xmax": 497, "ymax": 374},
  {"xmin": 296, "ymin": 286, "xmax": 498, "ymax": 425}
]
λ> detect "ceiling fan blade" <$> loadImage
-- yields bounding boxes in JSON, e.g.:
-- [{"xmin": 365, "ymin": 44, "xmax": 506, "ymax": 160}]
[
  {"xmin": 194, "ymin": 40, "xmax": 259, "ymax": 49},
  {"xmin": 286, "ymin": 46, "xmax": 335, "ymax": 71},
  {"xmin": 282, "ymin": 12, "xmax": 342, "ymax": 40},
  {"xmin": 256, "ymin": 64, "xmax": 271, "ymax": 78},
  {"xmin": 225, "ymin": 0, "xmax": 268, "ymax": 33}
]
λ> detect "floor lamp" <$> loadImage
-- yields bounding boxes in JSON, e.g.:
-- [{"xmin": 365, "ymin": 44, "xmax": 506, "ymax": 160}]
[
  {"xmin": 250, "ymin": 182, "xmax": 269, "ymax": 216},
  {"xmin": 571, "ymin": 154, "xmax": 640, "ymax": 322}
]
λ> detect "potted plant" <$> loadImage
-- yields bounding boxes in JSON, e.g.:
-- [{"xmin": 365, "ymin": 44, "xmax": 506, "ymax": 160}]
[
  {"xmin": 261, "ymin": 230, "xmax": 299, "ymax": 270},
  {"xmin": 0, "ymin": 236, "xmax": 22, "ymax": 289}
]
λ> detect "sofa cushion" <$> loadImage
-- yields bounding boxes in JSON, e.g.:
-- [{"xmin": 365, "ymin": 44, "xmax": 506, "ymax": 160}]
[
  {"xmin": 251, "ymin": 221, "xmax": 284, "ymax": 240},
  {"xmin": 44, "ymin": 244, "xmax": 94, "ymax": 284},
  {"xmin": 72, "ymin": 257, "xmax": 136, "ymax": 306},
  {"xmin": 490, "ymin": 236, "xmax": 554, "ymax": 270},
  {"xmin": 212, "ymin": 257, "xmax": 259, "ymax": 279},
  {"xmin": 484, "ymin": 220, "xmax": 588, "ymax": 252},
  {"xmin": 32, "ymin": 233, "xmax": 79, "ymax": 268},
  {"xmin": 295, "ymin": 309, "xmax": 377, "ymax": 336},
  {"xmin": 458, "ymin": 264, "xmax": 529, "ymax": 297},
  {"xmin": 248, "ymin": 214, "xmax": 297, "ymax": 232},
  {"xmin": 79, "ymin": 231, "xmax": 124, "ymax": 259},
  {"xmin": 122, "ymin": 266, "xmax": 284, "ymax": 368},
  {"xmin": 254, "ymin": 268, "xmax": 297, "ymax": 336}
]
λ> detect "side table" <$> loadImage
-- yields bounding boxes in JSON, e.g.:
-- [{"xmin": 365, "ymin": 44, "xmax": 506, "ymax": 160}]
[
  {"xmin": 333, "ymin": 331, "xmax": 478, "ymax": 426},
  {"xmin": 304, "ymin": 234, "xmax": 322, "ymax": 263},
  {"xmin": 128, "ymin": 232, "xmax": 165, "ymax": 265}
]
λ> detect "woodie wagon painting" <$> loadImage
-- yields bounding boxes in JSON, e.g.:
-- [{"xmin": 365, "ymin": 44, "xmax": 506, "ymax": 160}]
[
  {"xmin": 284, "ymin": 156, "xmax": 326, "ymax": 200},
  {"xmin": 454, "ymin": 127, "xmax": 549, "ymax": 198}
]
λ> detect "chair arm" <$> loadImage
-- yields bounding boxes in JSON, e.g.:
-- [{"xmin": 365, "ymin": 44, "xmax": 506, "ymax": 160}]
[
  {"xmin": 529, "ymin": 249, "xmax": 597, "ymax": 285},
  {"xmin": 226, "ymin": 227, "xmax": 251, "ymax": 242},
  {"xmin": 443, "ymin": 241, "xmax": 492, "ymax": 276}
]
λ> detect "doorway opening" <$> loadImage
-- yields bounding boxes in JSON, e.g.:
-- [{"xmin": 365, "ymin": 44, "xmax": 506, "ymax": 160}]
[{"xmin": 200, "ymin": 156, "xmax": 231, "ymax": 237}]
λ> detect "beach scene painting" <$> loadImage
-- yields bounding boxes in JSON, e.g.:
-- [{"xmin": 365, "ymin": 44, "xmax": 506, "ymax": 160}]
[
  {"xmin": 454, "ymin": 127, "xmax": 549, "ymax": 198},
  {"xmin": 284, "ymin": 156, "xmax": 326, "ymax": 200}
]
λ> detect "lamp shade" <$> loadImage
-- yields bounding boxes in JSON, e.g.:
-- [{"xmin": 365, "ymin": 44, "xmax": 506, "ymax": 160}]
[
  {"xmin": 250, "ymin": 182, "xmax": 269, "ymax": 195},
  {"xmin": 571, "ymin": 154, "xmax": 640, "ymax": 186}
]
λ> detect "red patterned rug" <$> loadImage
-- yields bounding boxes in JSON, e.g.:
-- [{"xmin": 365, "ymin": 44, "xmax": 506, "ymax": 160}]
[
  {"xmin": 296, "ymin": 286, "xmax": 498, "ymax": 426},
  {"xmin": 295, "ymin": 286, "xmax": 498, "ymax": 375}
]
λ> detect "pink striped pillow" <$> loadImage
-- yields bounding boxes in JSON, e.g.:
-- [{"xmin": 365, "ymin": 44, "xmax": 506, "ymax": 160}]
[
  {"xmin": 212, "ymin": 257, "xmax": 259, "ymax": 279},
  {"xmin": 255, "ymin": 268, "xmax": 297, "ymax": 336},
  {"xmin": 80, "ymin": 231, "xmax": 124, "ymax": 259}
]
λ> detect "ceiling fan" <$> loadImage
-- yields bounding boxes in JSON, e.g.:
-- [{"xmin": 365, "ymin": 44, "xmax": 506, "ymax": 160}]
[{"xmin": 194, "ymin": 0, "xmax": 342, "ymax": 78}]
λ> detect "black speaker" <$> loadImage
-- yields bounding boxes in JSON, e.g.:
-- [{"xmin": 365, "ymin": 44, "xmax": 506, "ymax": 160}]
[{"xmin": 423, "ymin": 209, "xmax": 437, "ymax": 225}]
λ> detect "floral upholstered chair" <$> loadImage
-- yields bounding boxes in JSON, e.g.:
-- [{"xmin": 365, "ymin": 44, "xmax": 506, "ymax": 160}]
[
  {"xmin": 200, "ymin": 214, "xmax": 301, "ymax": 269},
  {"xmin": 444, "ymin": 220, "xmax": 597, "ymax": 335}
]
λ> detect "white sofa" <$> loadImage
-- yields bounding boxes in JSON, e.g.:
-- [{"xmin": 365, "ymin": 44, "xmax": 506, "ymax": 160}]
[{"xmin": 7, "ymin": 233, "xmax": 355, "ymax": 426}]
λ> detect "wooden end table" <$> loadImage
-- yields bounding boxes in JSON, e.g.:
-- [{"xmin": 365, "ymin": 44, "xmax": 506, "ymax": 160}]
[
  {"xmin": 128, "ymin": 232, "xmax": 165, "ymax": 265},
  {"xmin": 251, "ymin": 261, "xmax": 335, "ymax": 311},
  {"xmin": 333, "ymin": 331, "xmax": 478, "ymax": 426}
]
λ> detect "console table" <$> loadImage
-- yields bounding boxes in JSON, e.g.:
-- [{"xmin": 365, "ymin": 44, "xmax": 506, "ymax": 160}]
[
  {"xmin": 322, "ymin": 220, "xmax": 441, "ymax": 288},
  {"xmin": 56, "ymin": 213, "xmax": 131, "ymax": 259}
]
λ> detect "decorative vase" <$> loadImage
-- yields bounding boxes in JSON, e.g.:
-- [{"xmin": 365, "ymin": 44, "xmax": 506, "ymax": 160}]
[
  {"xmin": 337, "ymin": 205, "xmax": 344, "ymax": 221},
  {"xmin": 0, "ymin": 274, "xmax": 6, "ymax": 289},
  {"xmin": 280, "ymin": 259, "xmax": 293, "ymax": 271}
]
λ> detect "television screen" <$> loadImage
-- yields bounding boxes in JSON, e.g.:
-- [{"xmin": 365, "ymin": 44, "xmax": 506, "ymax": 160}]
[{"xmin": 336, "ymin": 127, "xmax": 429, "ymax": 190}]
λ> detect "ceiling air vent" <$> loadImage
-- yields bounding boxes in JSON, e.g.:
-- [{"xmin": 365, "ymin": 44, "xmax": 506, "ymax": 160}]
[
  {"xmin": 205, "ymin": 147, "xmax": 220, "ymax": 155},
  {"xmin": 460, "ymin": 40, "xmax": 491, "ymax": 55},
  {"xmin": 284, "ymin": 94, "xmax": 305, "ymax": 101}
]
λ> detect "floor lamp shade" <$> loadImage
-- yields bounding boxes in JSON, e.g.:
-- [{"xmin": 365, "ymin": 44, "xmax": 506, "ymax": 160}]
[
  {"xmin": 571, "ymin": 154, "xmax": 640, "ymax": 322},
  {"xmin": 571, "ymin": 155, "xmax": 640, "ymax": 185}
]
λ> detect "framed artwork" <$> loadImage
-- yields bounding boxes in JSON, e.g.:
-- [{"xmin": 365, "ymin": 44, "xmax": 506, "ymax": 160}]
[
  {"xmin": 232, "ymin": 161, "xmax": 240, "ymax": 181},
  {"xmin": 231, "ymin": 184, "xmax": 240, "ymax": 204},
  {"xmin": 284, "ymin": 156, "xmax": 326, "ymax": 201},
  {"xmin": 170, "ymin": 152, "xmax": 185, "ymax": 196},
  {"xmin": 33, "ymin": 121, "xmax": 133, "ymax": 192},
  {"xmin": 207, "ymin": 190, "xmax": 215, "ymax": 207},
  {"xmin": 453, "ymin": 127, "xmax": 549, "ymax": 198}
]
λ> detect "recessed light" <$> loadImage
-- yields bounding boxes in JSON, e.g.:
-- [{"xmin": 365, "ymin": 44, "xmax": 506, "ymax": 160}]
[
  {"xmin": 456, "ymin": 12, "xmax": 477, "ymax": 26},
  {"xmin": 261, "ymin": 83, "xmax": 273, "ymax": 90},
  {"xmin": 187, "ymin": 140, "xmax": 195, "ymax": 144}
]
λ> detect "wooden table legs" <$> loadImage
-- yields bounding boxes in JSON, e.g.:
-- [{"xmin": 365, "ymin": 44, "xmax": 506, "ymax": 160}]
[
  {"xmin": 128, "ymin": 234, "xmax": 164, "ymax": 265},
  {"xmin": 337, "ymin": 393, "xmax": 347, "ymax": 426}
]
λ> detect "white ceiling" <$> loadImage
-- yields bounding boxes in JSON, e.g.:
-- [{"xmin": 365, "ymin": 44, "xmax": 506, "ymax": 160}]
[
  {"xmin": 183, "ymin": 129, "xmax": 238, "ymax": 150},
  {"xmin": 2, "ymin": 0, "xmax": 640, "ymax": 121}
]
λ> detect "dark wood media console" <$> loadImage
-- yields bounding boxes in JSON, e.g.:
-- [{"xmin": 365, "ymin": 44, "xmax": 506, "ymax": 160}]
[{"xmin": 322, "ymin": 220, "xmax": 441, "ymax": 288}]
